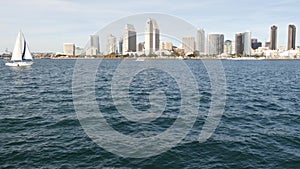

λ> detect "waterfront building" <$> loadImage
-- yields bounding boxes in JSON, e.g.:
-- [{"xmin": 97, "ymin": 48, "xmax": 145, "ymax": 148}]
[
  {"xmin": 196, "ymin": 29, "xmax": 205, "ymax": 54},
  {"xmin": 89, "ymin": 35, "xmax": 100, "ymax": 55},
  {"xmin": 138, "ymin": 42, "xmax": 145, "ymax": 52},
  {"xmin": 118, "ymin": 38, "xmax": 123, "ymax": 55},
  {"xmin": 122, "ymin": 24, "xmax": 137, "ymax": 55},
  {"xmin": 182, "ymin": 36, "xmax": 195, "ymax": 55},
  {"xmin": 270, "ymin": 25, "xmax": 278, "ymax": 50},
  {"xmin": 265, "ymin": 42, "xmax": 271, "ymax": 48},
  {"xmin": 75, "ymin": 47, "xmax": 85, "ymax": 56},
  {"xmin": 235, "ymin": 32, "xmax": 252, "ymax": 56},
  {"xmin": 235, "ymin": 33, "xmax": 244, "ymax": 55},
  {"xmin": 63, "ymin": 43, "xmax": 75, "ymax": 56},
  {"xmin": 224, "ymin": 40, "xmax": 232, "ymax": 55},
  {"xmin": 207, "ymin": 33, "xmax": 224, "ymax": 56},
  {"xmin": 287, "ymin": 24, "xmax": 296, "ymax": 50},
  {"xmin": 145, "ymin": 18, "xmax": 160, "ymax": 55},
  {"xmin": 106, "ymin": 34, "xmax": 117, "ymax": 54},
  {"xmin": 251, "ymin": 38, "xmax": 262, "ymax": 50},
  {"xmin": 243, "ymin": 31, "xmax": 251, "ymax": 56},
  {"xmin": 160, "ymin": 42, "xmax": 173, "ymax": 51},
  {"xmin": 231, "ymin": 41, "xmax": 236, "ymax": 54}
]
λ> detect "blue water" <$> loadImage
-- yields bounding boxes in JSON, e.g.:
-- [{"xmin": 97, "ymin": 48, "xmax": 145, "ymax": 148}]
[{"xmin": 0, "ymin": 59, "xmax": 299, "ymax": 168}]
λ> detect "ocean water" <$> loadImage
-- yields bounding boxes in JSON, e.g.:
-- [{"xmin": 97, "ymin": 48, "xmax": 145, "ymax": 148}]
[{"xmin": 0, "ymin": 59, "xmax": 299, "ymax": 168}]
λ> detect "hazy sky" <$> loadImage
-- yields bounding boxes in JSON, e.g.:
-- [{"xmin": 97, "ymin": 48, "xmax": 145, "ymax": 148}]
[{"xmin": 0, "ymin": 0, "xmax": 299, "ymax": 53}]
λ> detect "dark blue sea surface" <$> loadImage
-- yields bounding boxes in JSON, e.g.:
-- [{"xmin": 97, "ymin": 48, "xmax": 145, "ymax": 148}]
[{"xmin": 0, "ymin": 59, "xmax": 299, "ymax": 168}]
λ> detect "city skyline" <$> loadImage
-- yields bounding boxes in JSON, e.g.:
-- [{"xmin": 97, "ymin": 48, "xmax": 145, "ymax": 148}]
[
  {"xmin": 62, "ymin": 17, "xmax": 298, "ymax": 57},
  {"xmin": 0, "ymin": 0, "xmax": 300, "ymax": 53}
]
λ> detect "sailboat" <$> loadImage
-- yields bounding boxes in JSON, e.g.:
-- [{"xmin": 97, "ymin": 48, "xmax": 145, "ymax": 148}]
[{"xmin": 5, "ymin": 31, "xmax": 33, "ymax": 67}]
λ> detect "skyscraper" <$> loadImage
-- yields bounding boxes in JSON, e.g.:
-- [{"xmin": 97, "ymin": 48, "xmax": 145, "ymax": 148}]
[
  {"xmin": 235, "ymin": 32, "xmax": 252, "ymax": 56},
  {"xmin": 196, "ymin": 29, "xmax": 205, "ymax": 54},
  {"xmin": 90, "ymin": 35, "xmax": 100, "ymax": 55},
  {"xmin": 270, "ymin": 25, "xmax": 278, "ymax": 50},
  {"xmin": 145, "ymin": 18, "xmax": 160, "ymax": 55},
  {"xmin": 87, "ymin": 35, "xmax": 100, "ymax": 55},
  {"xmin": 106, "ymin": 34, "xmax": 117, "ymax": 54},
  {"xmin": 287, "ymin": 24, "xmax": 296, "ymax": 50},
  {"xmin": 122, "ymin": 24, "xmax": 137, "ymax": 55},
  {"xmin": 182, "ymin": 36, "xmax": 195, "ymax": 54},
  {"xmin": 243, "ymin": 31, "xmax": 251, "ymax": 56},
  {"xmin": 235, "ymin": 33, "xmax": 244, "ymax": 55},
  {"xmin": 118, "ymin": 38, "xmax": 123, "ymax": 55},
  {"xmin": 207, "ymin": 33, "xmax": 224, "ymax": 56},
  {"xmin": 224, "ymin": 40, "xmax": 232, "ymax": 55}
]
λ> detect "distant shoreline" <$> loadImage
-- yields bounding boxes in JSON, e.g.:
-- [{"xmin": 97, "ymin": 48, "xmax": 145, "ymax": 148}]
[
  {"xmin": 2, "ymin": 56, "xmax": 300, "ymax": 61},
  {"xmin": 42, "ymin": 57, "xmax": 300, "ymax": 60}
]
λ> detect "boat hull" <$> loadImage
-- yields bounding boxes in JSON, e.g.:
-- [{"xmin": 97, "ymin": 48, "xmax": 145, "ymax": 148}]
[{"xmin": 5, "ymin": 62, "xmax": 33, "ymax": 67}]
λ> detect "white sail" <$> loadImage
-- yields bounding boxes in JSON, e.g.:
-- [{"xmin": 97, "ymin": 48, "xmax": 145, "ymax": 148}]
[
  {"xmin": 24, "ymin": 40, "xmax": 33, "ymax": 60},
  {"xmin": 10, "ymin": 31, "xmax": 32, "ymax": 61},
  {"xmin": 11, "ymin": 31, "xmax": 23, "ymax": 61}
]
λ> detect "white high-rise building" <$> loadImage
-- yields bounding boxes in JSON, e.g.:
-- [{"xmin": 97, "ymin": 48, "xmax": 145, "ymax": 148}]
[
  {"xmin": 182, "ymin": 36, "xmax": 195, "ymax": 55},
  {"xmin": 207, "ymin": 33, "xmax": 224, "ymax": 56},
  {"xmin": 196, "ymin": 29, "xmax": 205, "ymax": 54},
  {"xmin": 63, "ymin": 43, "xmax": 75, "ymax": 56},
  {"xmin": 144, "ymin": 18, "xmax": 160, "ymax": 55},
  {"xmin": 106, "ymin": 34, "xmax": 117, "ymax": 54},
  {"xmin": 122, "ymin": 24, "xmax": 137, "ymax": 55}
]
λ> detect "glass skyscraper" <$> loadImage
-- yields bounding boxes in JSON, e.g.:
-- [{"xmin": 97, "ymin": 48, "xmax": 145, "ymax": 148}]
[
  {"xmin": 144, "ymin": 18, "xmax": 160, "ymax": 55},
  {"xmin": 287, "ymin": 24, "xmax": 296, "ymax": 50},
  {"xmin": 196, "ymin": 29, "xmax": 205, "ymax": 55},
  {"xmin": 122, "ymin": 24, "xmax": 137, "ymax": 55},
  {"xmin": 207, "ymin": 33, "xmax": 224, "ymax": 56}
]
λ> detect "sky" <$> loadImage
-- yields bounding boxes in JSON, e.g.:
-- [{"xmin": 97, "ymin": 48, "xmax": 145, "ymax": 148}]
[{"xmin": 0, "ymin": 0, "xmax": 300, "ymax": 53}]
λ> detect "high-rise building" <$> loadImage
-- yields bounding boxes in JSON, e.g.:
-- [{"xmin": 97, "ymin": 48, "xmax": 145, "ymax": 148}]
[
  {"xmin": 118, "ymin": 38, "xmax": 123, "ymax": 55},
  {"xmin": 224, "ymin": 40, "xmax": 232, "ymax": 55},
  {"xmin": 182, "ymin": 36, "xmax": 195, "ymax": 54},
  {"xmin": 63, "ymin": 43, "xmax": 75, "ymax": 56},
  {"xmin": 122, "ymin": 24, "xmax": 137, "ymax": 55},
  {"xmin": 207, "ymin": 33, "xmax": 224, "ymax": 56},
  {"xmin": 235, "ymin": 32, "xmax": 252, "ymax": 56},
  {"xmin": 196, "ymin": 29, "xmax": 205, "ymax": 54},
  {"xmin": 270, "ymin": 25, "xmax": 278, "ymax": 50},
  {"xmin": 243, "ymin": 31, "xmax": 251, "ymax": 56},
  {"xmin": 89, "ymin": 35, "xmax": 100, "ymax": 55},
  {"xmin": 235, "ymin": 33, "xmax": 244, "ymax": 55},
  {"xmin": 106, "ymin": 34, "xmax": 117, "ymax": 54},
  {"xmin": 145, "ymin": 18, "xmax": 160, "ymax": 55},
  {"xmin": 287, "ymin": 24, "xmax": 296, "ymax": 50}
]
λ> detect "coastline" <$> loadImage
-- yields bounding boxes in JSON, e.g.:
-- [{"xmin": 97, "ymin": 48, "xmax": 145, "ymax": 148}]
[{"xmin": 41, "ymin": 57, "xmax": 300, "ymax": 60}]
